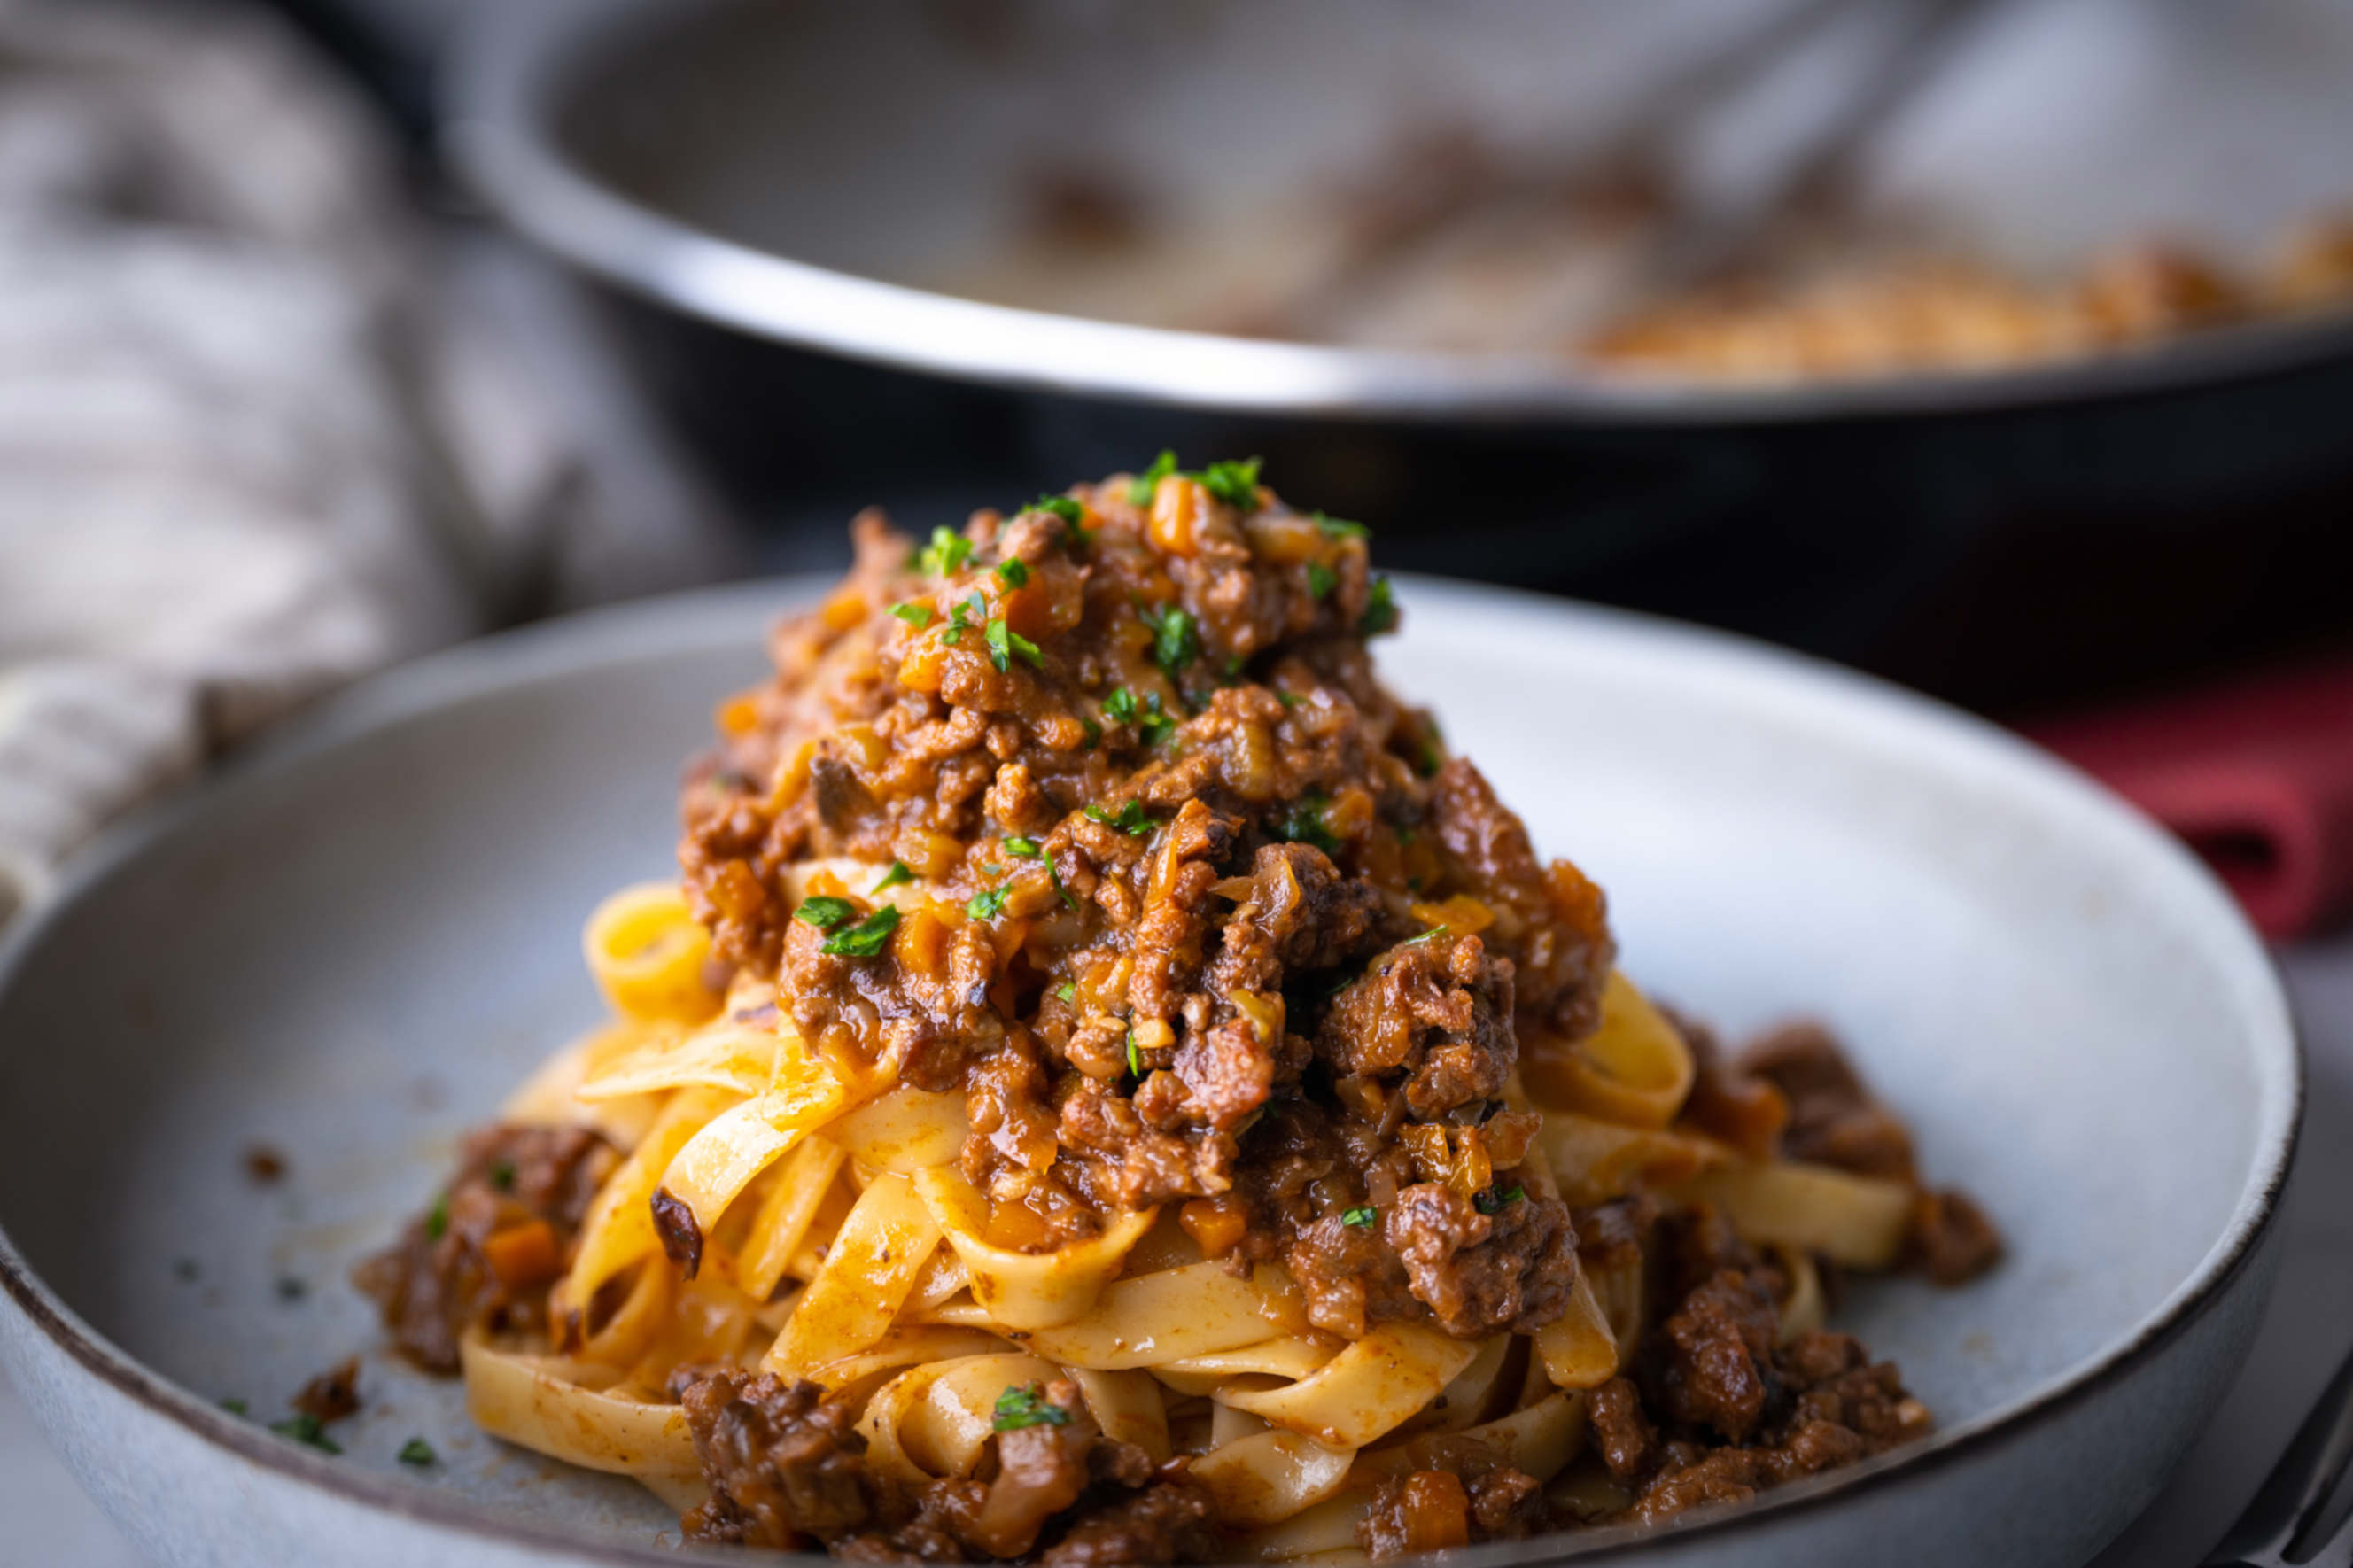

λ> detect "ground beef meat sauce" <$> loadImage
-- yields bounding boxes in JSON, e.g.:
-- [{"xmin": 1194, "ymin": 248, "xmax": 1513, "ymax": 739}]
[
  {"xmin": 356, "ymin": 1124, "xmax": 617, "ymax": 1374},
  {"xmin": 362, "ymin": 463, "xmax": 2000, "ymax": 1560}
]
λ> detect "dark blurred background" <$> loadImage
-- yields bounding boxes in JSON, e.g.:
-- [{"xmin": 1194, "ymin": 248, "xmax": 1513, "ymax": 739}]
[{"xmin": 9, "ymin": 0, "xmax": 2353, "ymax": 932}]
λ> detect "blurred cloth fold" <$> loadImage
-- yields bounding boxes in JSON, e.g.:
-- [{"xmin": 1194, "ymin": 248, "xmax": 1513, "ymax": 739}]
[{"xmin": 0, "ymin": 0, "xmax": 736, "ymax": 926}]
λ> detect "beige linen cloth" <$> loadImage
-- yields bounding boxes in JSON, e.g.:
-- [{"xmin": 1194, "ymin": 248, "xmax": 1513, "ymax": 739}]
[{"xmin": 0, "ymin": 1, "xmax": 734, "ymax": 928}]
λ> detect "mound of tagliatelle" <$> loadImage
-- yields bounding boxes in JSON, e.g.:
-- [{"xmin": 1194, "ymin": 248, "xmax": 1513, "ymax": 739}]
[{"xmin": 357, "ymin": 460, "xmax": 2001, "ymax": 1564}]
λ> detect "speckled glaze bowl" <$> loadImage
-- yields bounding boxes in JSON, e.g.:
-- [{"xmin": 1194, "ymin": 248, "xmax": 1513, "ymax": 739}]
[{"xmin": 0, "ymin": 577, "xmax": 2300, "ymax": 1568}]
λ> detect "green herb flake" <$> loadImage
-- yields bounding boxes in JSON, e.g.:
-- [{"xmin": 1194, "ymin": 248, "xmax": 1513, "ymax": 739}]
[
  {"xmin": 1056, "ymin": 982, "xmax": 1077, "ymax": 1004},
  {"xmin": 1472, "ymin": 1184, "xmax": 1527, "ymax": 1216},
  {"xmin": 920, "ymin": 526, "xmax": 974, "ymax": 578},
  {"xmin": 1277, "ymin": 691, "xmax": 1301, "ymax": 709},
  {"xmin": 1276, "ymin": 795, "xmax": 1341, "ymax": 854},
  {"xmin": 1080, "ymin": 717, "xmax": 1102, "ymax": 749},
  {"xmin": 423, "ymin": 1195, "xmax": 448, "ymax": 1241},
  {"xmin": 490, "ymin": 1160, "xmax": 516, "ymax": 1192},
  {"xmin": 1083, "ymin": 801, "xmax": 1156, "ymax": 836},
  {"xmin": 992, "ymin": 1385, "xmax": 1073, "ymax": 1432},
  {"xmin": 1127, "ymin": 1028, "xmax": 1144, "ymax": 1079},
  {"xmin": 942, "ymin": 598, "xmax": 974, "ymax": 645},
  {"xmin": 271, "ymin": 1413, "xmax": 342, "ymax": 1455},
  {"xmin": 1103, "ymin": 687, "xmax": 1138, "ymax": 725},
  {"xmin": 1306, "ymin": 562, "xmax": 1336, "ymax": 601},
  {"xmin": 985, "ymin": 617, "xmax": 1044, "ymax": 673},
  {"xmin": 221, "ymin": 1398, "xmax": 249, "ymax": 1416},
  {"xmin": 1128, "ymin": 450, "xmax": 1178, "ymax": 506},
  {"xmin": 889, "ymin": 602, "xmax": 935, "ymax": 630},
  {"xmin": 1313, "ymin": 510, "xmax": 1369, "ymax": 540},
  {"xmin": 794, "ymin": 897, "xmax": 857, "ymax": 932},
  {"xmin": 1402, "ymin": 923, "xmax": 1448, "ymax": 945},
  {"xmin": 398, "ymin": 1438, "xmax": 438, "ymax": 1467},
  {"xmin": 1031, "ymin": 495, "xmax": 1083, "ymax": 528},
  {"xmin": 1004, "ymin": 836, "xmax": 1042, "ymax": 858},
  {"xmin": 1145, "ymin": 604, "xmax": 1199, "ymax": 677},
  {"xmin": 967, "ymin": 887, "xmax": 1010, "ymax": 921},
  {"xmin": 1194, "ymin": 457, "xmax": 1262, "ymax": 509},
  {"xmin": 1359, "ymin": 576, "xmax": 1399, "ymax": 636},
  {"xmin": 1342, "ymin": 1206, "xmax": 1378, "ymax": 1229},
  {"xmin": 1136, "ymin": 694, "xmax": 1177, "ymax": 749},
  {"xmin": 1050, "ymin": 864, "xmax": 1080, "ymax": 911},
  {"xmin": 995, "ymin": 558, "xmax": 1031, "ymax": 591},
  {"xmin": 821, "ymin": 905, "xmax": 901, "ymax": 958},
  {"xmin": 874, "ymin": 861, "xmax": 914, "ymax": 891}
]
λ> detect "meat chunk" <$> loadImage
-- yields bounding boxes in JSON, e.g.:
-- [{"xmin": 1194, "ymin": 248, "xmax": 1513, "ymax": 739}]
[
  {"xmin": 1036, "ymin": 1477, "xmax": 1214, "ymax": 1568},
  {"xmin": 676, "ymin": 1371, "xmax": 886, "ymax": 1549},
  {"xmin": 1912, "ymin": 1187, "xmax": 2004, "ymax": 1285},
  {"xmin": 1316, "ymin": 929, "xmax": 1516, "ymax": 1118},
  {"xmin": 1650, "ymin": 1268, "xmax": 1783, "ymax": 1443},
  {"xmin": 1385, "ymin": 1180, "xmax": 1581, "ymax": 1338},
  {"xmin": 1738, "ymin": 1022, "xmax": 1915, "ymax": 1179},
  {"xmin": 353, "ymin": 1124, "xmax": 617, "ymax": 1374},
  {"xmin": 291, "ymin": 1357, "xmax": 361, "ymax": 1424},
  {"xmin": 1429, "ymin": 757, "xmax": 1613, "ymax": 1035},
  {"xmin": 1588, "ymin": 1377, "xmax": 1658, "ymax": 1486}
]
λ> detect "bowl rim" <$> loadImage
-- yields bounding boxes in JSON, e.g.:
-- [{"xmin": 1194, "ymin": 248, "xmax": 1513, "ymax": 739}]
[
  {"xmin": 439, "ymin": 0, "xmax": 2353, "ymax": 429},
  {"xmin": 0, "ymin": 575, "xmax": 2304, "ymax": 1566}
]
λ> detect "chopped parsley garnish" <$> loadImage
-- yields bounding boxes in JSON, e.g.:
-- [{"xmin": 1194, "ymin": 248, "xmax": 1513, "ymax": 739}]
[
  {"xmin": 221, "ymin": 1398, "xmax": 248, "ymax": 1416},
  {"xmin": 794, "ymin": 897, "xmax": 856, "ymax": 931},
  {"xmin": 1306, "ymin": 562, "xmax": 1336, "ymax": 601},
  {"xmin": 1056, "ymin": 982, "xmax": 1077, "ymax": 1003},
  {"xmin": 1129, "ymin": 450, "xmax": 1178, "ymax": 505},
  {"xmin": 1342, "ymin": 1206, "xmax": 1378, "ymax": 1229},
  {"xmin": 423, "ymin": 1195, "xmax": 448, "ymax": 1241},
  {"xmin": 1276, "ymin": 795, "xmax": 1340, "ymax": 854},
  {"xmin": 1083, "ymin": 801, "xmax": 1156, "ymax": 836},
  {"xmin": 941, "ymin": 597, "xmax": 975, "ymax": 645},
  {"xmin": 1359, "ymin": 576, "xmax": 1398, "ymax": 636},
  {"xmin": 967, "ymin": 887, "xmax": 1009, "ymax": 921},
  {"xmin": 889, "ymin": 602, "xmax": 934, "ymax": 629},
  {"xmin": 1050, "ymin": 864, "xmax": 1080, "ymax": 910},
  {"xmin": 1080, "ymin": 717, "xmax": 1101, "ymax": 749},
  {"xmin": 1473, "ymin": 1185, "xmax": 1527, "ymax": 1215},
  {"xmin": 994, "ymin": 558, "xmax": 1030, "ymax": 590},
  {"xmin": 1145, "ymin": 604, "xmax": 1199, "ymax": 676},
  {"xmin": 1031, "ymin": 495, "xmax": 1083, "ymax": 528},
  {"xmin": 874, "ymin": 861, "xmax": 914, "ymax": 891},
  {"xmin": 490, "ymin": 1160, "xmax": 516, "ymax": 1192},
  {"xmin": 919, "ymin": 526, "xmax": 973, "ymax": 578},
  {"xmin": 1194, "ymin": 457, "xmax": 1262, "ymax": 509},
  {"xmin": 1137, "ymin": 694, "xmax": 1176, "ymax": 748},
  {"xmin": 1277, "ymin": 691, "xmax": 1301, "ymax": 709},
  {"xmin": 1004, "ymin": 836, "xmax": 1042, "ymax": 858},
  {"xmin": 1107, "ymin": 686, "xmax": 1175, "ymax": 747},
  {"xmin": 398, "ymin": 1438, "xmax": 438, "ymax": 1467},
  {"xmin": 821, "ymin": 905, "xmax": 900, "ymax": 958},
  {"xmin": 271, "ymin": 1413, "xmax": 342, "ymax": 1454},
  {"xmin": 1402, "ymin": 924, "xmax": 1449, "ymax": 945},
  {"xmin": 1313, "ymin": 510, "xmax": 1369, "ymax": 540},
  {"xmin": 1127, "ymin": 1028, "xmax": 1144, "ymax": 1078},
  {"xmin": 985, "ymin": 617, "xmax": 1044, "ymax": 672},
  {"xmin": 992, "ymin": 1386, "xmax": 1072, "ymax": 1432}
]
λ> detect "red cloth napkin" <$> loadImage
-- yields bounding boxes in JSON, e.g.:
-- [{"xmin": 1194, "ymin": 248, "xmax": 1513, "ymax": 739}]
[{"xmin": 2023, "ymin": 657, "xmax": 2353, "ymax": 941}]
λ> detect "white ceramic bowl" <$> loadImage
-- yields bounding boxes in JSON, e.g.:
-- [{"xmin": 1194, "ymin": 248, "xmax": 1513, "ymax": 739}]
[{"xmin": 0, "ymin": 577, "xmax": 2299, "ymax": 1568}]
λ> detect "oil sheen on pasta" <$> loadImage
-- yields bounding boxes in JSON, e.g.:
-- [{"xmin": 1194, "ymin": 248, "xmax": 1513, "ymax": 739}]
[{"xmin": 358, "ymin": 463, "xmax": 2000, "ymax": 1563}]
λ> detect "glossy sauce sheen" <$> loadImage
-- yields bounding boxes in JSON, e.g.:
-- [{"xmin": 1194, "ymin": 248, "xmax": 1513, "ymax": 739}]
[{"xmin": 679, "ymin": 473, "xmax": 1613, "ymax": 1342}]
